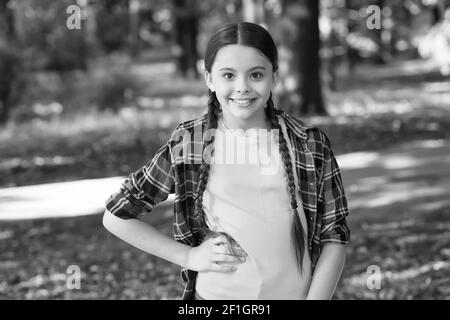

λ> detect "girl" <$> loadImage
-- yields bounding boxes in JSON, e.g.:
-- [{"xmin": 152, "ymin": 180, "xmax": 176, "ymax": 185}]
[{"xmin": 103, "ymin": 22, "xmax": 350, "ymax": 300}]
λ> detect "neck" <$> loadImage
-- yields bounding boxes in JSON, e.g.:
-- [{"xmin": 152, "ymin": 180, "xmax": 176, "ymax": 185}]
[{"xmin": 220, "ymin": 109, "xmax": 271, "ymax": 131}]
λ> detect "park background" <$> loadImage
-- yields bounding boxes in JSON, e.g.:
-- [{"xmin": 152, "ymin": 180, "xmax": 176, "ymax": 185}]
[{"xmin": 0, "ymin": 0, "xmax": 449, "ymax": 299}]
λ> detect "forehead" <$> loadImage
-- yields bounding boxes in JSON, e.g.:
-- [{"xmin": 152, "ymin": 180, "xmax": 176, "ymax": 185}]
[{"xmin": 212, "ymin": 44, "xmax": 272, "ymax": 71}]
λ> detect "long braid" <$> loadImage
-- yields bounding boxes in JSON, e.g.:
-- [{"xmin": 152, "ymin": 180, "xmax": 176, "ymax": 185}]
[
  {"xmin": 193, "ymin": 90, "xmax": 220, "ymax": 242},
  {"xmin": 265, "ymin": 94, "xmax": 306, "ymax": 273}
]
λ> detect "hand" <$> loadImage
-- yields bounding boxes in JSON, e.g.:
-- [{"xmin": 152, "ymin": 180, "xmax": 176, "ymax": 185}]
[{"xmin": 186, "ymin": 233, "xmax": 247, "ymax": 272}]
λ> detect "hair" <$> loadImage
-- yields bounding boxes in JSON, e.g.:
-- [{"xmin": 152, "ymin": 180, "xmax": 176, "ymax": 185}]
[{"xmin": 196, "ymin": 22, "xmax": 306, "ymax": 273}]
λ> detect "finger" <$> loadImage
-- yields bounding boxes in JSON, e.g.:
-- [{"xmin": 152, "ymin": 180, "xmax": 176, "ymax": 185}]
[
  {"xmin": 211, "ymin": 234, "xmax": 228, "ymax": 246},
  {"xmin": 230, "ymin": 246, "xmax": 248, "ymax": 258},
  {"xmin": 213, "ymin": 245, "xmax": 230, "ymax": 254},
  {"xmin": 213, "ymin": 244, "xmax": 247, "ymax": 259},
  {"xmin": 210, "ymin": 262, "xmax": 238, "ymax": 273},
  {"xmin": 216, "ymin": 244, "xmax": 244, "ymax": 256},
  {"xmin": 212, "ymin": 253, "xmax": 244, "ymax": 264}
]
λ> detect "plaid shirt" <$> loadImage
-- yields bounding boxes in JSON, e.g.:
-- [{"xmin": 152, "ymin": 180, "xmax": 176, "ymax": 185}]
[{"xmin": 105, "ymin": 108, "xmax": 350, "ymax": 300}]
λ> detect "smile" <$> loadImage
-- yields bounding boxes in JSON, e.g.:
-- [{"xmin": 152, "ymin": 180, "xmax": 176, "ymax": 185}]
[{"xmin": 229, "ymin": 98, "xmax": 257, "ymax": 106}]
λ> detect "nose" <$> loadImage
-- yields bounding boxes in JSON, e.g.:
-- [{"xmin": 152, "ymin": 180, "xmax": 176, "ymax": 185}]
[{"xmin": 235, "ymin": 76, "xmax": 250, "ymax": 93}]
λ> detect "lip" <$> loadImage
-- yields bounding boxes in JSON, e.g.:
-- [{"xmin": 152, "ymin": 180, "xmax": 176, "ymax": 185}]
[{"xmin": 229, "ymin": 98, "xmax": 257, "ymax": 106}]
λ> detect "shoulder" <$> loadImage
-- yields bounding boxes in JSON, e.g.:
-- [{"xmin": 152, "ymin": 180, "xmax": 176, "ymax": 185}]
[
  {"xmin": 276, "ymin": 108, "xmax": 333, "ymax": 157},
  {"xmin": 176, "ymin": 112, "xmax": 208, "ymax": 131},
  {"xmin": 167, "ymin": 112, "xmax": 207, "ymax": 142},
  {"xmin": 276, "ymin": 108, "xmax": 328, "ymax": 143},
  {"xmin": 174, "ymin": 112, "xmax": 207, "ymax": 132}
]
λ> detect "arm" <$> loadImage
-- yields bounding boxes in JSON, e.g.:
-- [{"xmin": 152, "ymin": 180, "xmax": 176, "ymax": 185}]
[
  {"xmin": 103, "ymin": 209, "xmax": 243, "ymax": 272},
  {"xmin": 306, "ymin": 130, "xmax": 350, "ymax": 299},
  {"xmin": 103, "ymin": 140, "xmax": 242, "ymax": 272},
  {"xmin": 103, "ymin": 142, "xmax": 191, "ymax": 268},
  {"xmin": 103, "ymin": 209, "xmax": 191, "ymax": 268},
  {"xmin": 306, "ymin": 243, "xmax": 346, "ymax": 300}
]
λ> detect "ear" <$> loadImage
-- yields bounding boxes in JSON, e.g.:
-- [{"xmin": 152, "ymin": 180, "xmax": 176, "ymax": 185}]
[
  {"xmin": 204, "ymin": 70, "xmax": 215, "ymax": 92},
  {"xmin": 271, "ymin": 70, "xmax": 279, "ymax": 90}
]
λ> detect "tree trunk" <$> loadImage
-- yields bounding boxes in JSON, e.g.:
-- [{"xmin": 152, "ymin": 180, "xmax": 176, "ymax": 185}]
[
  {"xmin": 431, "ymin": 2, "xmax": 445, "ymax": 25},
  {"xmin": 129, "ymin": 0, "xmax": 140, "ymax": 56},
  {"xmin": 0, "ymin": 0, "xmax": 16, "ymax": 124},
  {"xmin": 345, "ymin": 0, "xmax": 359, "ymax": 71},
  {"xmin": 0, "ymin": 0, "xmax": 14, "ymax": 40},
  {"xmin": 276, "ymin": 0, "xmax": 326, "ymax": 116},
  {"xmin": 173, "ymin": 0, "xmax": 199, "ymax": 79}
]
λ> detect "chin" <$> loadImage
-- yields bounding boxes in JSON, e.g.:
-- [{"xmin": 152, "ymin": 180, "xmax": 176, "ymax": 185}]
[
  {"xmin": 228, "ymin": 101, "xmax": 264, "ymax": 114},
  {"xmin": 230, "ymin": 107, "xmax": 259, "ymax": 119}
]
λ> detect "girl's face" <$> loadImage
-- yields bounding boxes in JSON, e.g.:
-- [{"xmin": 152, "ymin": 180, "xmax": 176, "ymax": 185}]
[{"xmin": 205, "ymin": 44, "xmax": 278, "ymax": 129}]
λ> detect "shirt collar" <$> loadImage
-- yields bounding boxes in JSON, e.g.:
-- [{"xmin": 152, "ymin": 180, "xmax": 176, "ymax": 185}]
[{"xmin": 197, "ymin": 108, "xmax": 310, "ymax": 142}]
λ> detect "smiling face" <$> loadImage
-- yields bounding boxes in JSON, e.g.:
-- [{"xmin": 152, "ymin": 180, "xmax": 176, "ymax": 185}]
[{"xmin": 205, "ymin": 44, "xmax": 278, "ymax": 130}]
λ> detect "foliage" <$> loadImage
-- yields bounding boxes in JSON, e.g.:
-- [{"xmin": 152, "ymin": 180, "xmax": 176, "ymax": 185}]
[
  {"xmin": 418, "ymin": 8, "xmax": 450, "ymax": 75},
  {"xmin": 0, "ymin": 196, "xmax": 448, "ymax": 299},
  {"xmin": 95, "ymin": 0, "xmax": 130, "ymax": 53},
  {"xmin": 94, "ymin": 67, "xmax": 141, "ymax": 113},
  {"xmin": 0, "ymin": 55, "xmax": 449, "ymax": 299},
  {"xmin": 1, "ymin": 56, "xmax": 449, "ymax": 186},
  {"xmin": 12, "ymin": 0, "xmax": 91, "ymax": 71}
]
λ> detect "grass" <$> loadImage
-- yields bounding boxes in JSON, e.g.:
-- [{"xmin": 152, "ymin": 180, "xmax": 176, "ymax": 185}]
[
  {"xmin": 2, "ymin": 56, "xmax": 450, "ymax": 188},
  {"xmin": 0, "ymin": 107, "xmax": 204, "ymax": 187},
  {"xmin": 1, "ymin": 201, "xmax": 448, "ymax": 299},
  {"xmin": 2, "ymin": 104, "xmax": 449, "ymax": 188}
]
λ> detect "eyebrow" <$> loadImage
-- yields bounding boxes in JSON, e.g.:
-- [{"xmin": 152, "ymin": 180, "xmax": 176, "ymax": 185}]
[{"xmin": 219, "ymin": 66, "xmax": 266, "ymax": 71}]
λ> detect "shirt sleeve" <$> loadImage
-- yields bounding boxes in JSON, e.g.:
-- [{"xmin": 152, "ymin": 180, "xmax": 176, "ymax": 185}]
[
  {"xmin": 318, "ymin": 134, "xmax": 351, "ymax": 245},
  {"xmin": 105, "ymin": 142, "xmax": 175, "ymax": 219}
]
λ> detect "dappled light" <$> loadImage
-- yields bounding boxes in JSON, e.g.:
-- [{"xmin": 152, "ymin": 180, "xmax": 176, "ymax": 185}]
[
  {"xmin": 343, "ymin": 260, "xmax": 450, "ymax": 299},
  {"xmin": 342, "ymin": 139, "xmax": 450, "ymax": 209},
  {"xmin": 335, "ymin": 152, "xmax": 380, "ymax": 169},
  {"xmin": 1, "ymin": 0, "xmax": 450, "ymax": 301},
  {"xmin": 0, "ymin": 178, "xmax": 125, "ymax": 220}
]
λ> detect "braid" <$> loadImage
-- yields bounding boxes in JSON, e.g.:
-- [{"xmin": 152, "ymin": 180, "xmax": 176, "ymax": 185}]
[
  {"xmin": 193, "ymin": 90, "xmax": 220, "ymax": 242},
  {"xmin": 265, "ymin": 95, "xmax": 306, "ymax": 273}
]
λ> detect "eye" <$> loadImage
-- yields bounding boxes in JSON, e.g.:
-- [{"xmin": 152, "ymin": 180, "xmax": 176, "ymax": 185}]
[
  {"xmin": 223, "ymin": 73, "xmax": 234, "ymax": 79},
  {"xmin": 250, "ymin": 72, "xmax": 264, "ymax": 80}
]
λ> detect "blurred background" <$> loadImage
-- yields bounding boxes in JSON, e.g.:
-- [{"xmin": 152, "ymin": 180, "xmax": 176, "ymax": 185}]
[{"xmin": 0, "ymin": 0, "xmax": 449, "ymax": 299}]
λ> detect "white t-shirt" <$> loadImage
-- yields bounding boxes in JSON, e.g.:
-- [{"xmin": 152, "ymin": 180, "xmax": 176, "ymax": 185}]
[{"xmin": 195, "ymin": 114, "xmax": 312, "ymax": 300}]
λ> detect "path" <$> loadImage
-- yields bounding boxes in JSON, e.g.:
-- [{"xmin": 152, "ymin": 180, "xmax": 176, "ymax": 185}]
[{"xmin": 1, "ymin": 139, "xmax": 449, "ymax": 221}]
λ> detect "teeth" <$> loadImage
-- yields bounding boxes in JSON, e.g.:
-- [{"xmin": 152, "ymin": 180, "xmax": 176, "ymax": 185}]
[{"xmin": 231, "ymin": 99, "xmax": 254, "ymax": 105}]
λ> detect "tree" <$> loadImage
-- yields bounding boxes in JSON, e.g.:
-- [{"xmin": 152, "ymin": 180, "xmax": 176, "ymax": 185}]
[
  {"xmin": 96, "ymin": 0, "xmax": 130, "ymax": 53},
  {"xmin": 173, "ymin": 0, "xmax": 200, "ymax": 79},
  {"xmin": 129, "ymin": 0, "xmax": 140, "ymax": 56},
  {"xmin": 0, "ymin": 0, "xmax": 21, "ymax": 124},
  {"xmin": 321, "ymin": 1, "xmax": 348, "ymax": 91},
  {"xmin": 427, "ymin": 0, "xmax": 448, "ymax": 24},
  {"xmin": 273, "ymin": 0, "xmax": 327, "ymax": 115}
]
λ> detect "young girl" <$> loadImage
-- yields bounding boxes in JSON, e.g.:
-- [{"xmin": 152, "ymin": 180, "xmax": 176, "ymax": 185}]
[{"xmin": 103, "ymin": 22, "xmax": 350, "ymax": 300}]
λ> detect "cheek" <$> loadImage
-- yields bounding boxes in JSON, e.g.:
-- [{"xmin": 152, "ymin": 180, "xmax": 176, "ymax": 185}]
[
  {"xmin": 255, "ymin": 81, "xmax": 273, "ymax": 96},
  {"xmin": 215, "ymin": 83, "xmax": 234, "ymax": 97}
]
